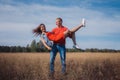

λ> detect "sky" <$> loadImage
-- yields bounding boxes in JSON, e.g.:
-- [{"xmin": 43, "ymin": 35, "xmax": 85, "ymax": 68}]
[{"xmin": 0, "ymin": 0, "xmax": 120, "ymax": 50}]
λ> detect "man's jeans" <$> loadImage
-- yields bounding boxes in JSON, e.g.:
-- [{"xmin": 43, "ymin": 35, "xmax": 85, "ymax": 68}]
[{"xmin": 50, "ymin": 44, "xmax": 66, "ymax": 73}]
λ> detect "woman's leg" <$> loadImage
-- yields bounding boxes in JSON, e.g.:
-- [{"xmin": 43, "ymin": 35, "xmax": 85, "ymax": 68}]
[
  {"xmin": 70, "ymin": 24, "xmax": 83, "ymax": 33},
  {"xmin": 63, "ymin": 26, "xmax": 83, "ymax": 49},
  {"xmin": 71, "ymin": 32, "xmax": 76, "ymax": 45},
  {"xmin": 63, "ymin": 24, "xmax": 82, "ymax": 45},
  {"xmin": 63, "ymin": 29, "xmax": 70, "ymax": 38},
  {"xmin": 64, "ymin": 24, "xmax": 84, "ymax": 37},
  {"xmin": 70, "ymin": 18, "xmax": 85, "ymax": 33},
  {"xmin": 64, "ymin": 19, "xmax": 85, "ymax": 48},
  {"xmin": 63, "ymin": 29, "xmax": 77, "ymax": 45},
  {"xmin": 71, "ymin": 32, "xmax": 80, "ymax": 49}
]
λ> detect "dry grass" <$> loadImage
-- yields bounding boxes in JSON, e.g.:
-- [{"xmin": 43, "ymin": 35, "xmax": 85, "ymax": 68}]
[{"xmin": 0, "ymin": 52, "xmax": 120, "ymax": 80}]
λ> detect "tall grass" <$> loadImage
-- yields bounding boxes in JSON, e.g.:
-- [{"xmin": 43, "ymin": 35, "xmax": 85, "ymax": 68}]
[{"xmin": 0, "ymin": 53, "xmax": 120, "ymax": 80}]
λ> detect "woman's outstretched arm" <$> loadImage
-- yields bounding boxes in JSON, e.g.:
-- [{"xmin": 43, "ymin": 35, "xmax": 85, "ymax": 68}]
[{"xmin": 40, "ymin": 37, "xmax": 52, "ymax": 50}]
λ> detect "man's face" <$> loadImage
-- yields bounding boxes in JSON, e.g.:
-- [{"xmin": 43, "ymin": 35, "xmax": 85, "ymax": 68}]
[{"xmin": 56, "ymin": 19, "xmax": 62, "ymax": 26}]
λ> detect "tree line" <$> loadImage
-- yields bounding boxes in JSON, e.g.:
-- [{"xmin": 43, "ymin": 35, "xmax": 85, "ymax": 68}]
[
  {"xmin": 0, "ymin": 40, "xmax": 48, "ymax": 53},
  {"xmin": 0, "ymin": 40, "xmax": 120, "ymax": 53}
]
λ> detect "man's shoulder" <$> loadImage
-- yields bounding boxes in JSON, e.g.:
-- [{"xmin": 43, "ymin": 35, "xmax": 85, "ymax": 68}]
[
  {"xmin": 61, "ymin": 26, "xmax": 68, "ymax": 31},
  {"xmin": 63, "ymin": 26, "xmax": 68, "ymax": 29},
  {"xmin": 52, "ymin": 26, "xmax": 68, "ymax": 32},
  {"xmin": 53, "ymin": 26, "xmax": 68, "ymax": 29}
]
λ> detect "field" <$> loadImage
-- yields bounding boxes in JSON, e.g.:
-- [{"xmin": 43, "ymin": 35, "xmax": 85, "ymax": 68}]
[{"xmin": 0, "ymin": 52, "xmax": 120, "ymax": 80}]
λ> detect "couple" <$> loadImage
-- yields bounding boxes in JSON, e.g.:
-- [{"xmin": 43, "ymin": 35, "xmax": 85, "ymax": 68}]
[{"xmin": 33, "ymin": 17, "xmax": 85, "ymax": 76}]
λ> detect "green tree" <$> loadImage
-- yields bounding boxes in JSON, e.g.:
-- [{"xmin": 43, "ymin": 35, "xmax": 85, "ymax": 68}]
[
  {"xmin": 30, "ymin": 40, "xmax": 37, "ymax": 52},
  {"xmin": 26, "ymin": 44, "xmax": 31, "ymax": 52},
  {"xmin": 36, "ymin": 40, "xmax": 48, "ymax": 52},
  {"xmin": 16, "ymin": 46, "xmax": 22, "ymax": 52}
]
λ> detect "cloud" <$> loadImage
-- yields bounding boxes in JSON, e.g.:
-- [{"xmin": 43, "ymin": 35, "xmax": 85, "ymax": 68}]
[{"xmin": 0, "ymin": 2, "xmax": 120, "ymax": 49}]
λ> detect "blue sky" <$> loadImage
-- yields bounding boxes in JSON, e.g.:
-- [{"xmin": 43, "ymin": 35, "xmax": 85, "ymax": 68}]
[{"xmin": 0, "ymin": 0, "xmax": 120, "ymax": 49}]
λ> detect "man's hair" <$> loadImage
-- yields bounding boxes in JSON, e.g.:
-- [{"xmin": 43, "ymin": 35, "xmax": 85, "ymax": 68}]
[{"xmin": 56, "ymin": 17, "xmax": 63, "ymax": 22}]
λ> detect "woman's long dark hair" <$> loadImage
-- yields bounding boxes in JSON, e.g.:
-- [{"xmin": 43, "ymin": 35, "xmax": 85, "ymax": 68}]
[{"xmin": 33, "ymin": 23, "xmax": 45, "ymax": 36}]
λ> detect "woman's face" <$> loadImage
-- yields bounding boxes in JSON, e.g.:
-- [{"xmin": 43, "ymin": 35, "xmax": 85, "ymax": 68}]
[{"xmin": 40, "ymin": 25, "xmax": 46, "ymax": 32}]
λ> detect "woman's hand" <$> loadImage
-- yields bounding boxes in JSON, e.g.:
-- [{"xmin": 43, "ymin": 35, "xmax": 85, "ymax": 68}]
[{"xmin": 47, "ymin": 47, "xmax": 52, "ymax": 50}]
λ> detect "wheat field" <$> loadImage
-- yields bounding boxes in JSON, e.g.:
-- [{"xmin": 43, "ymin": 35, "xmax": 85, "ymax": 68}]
[{"xmin": 0, "ymin": 52, "xmax": 120, "ymax": 80}]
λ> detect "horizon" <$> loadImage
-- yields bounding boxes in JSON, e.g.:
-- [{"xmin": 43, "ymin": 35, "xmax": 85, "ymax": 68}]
[{"xmin": 0, "ymin": 0, "xmax": 120, "ymax": 50}]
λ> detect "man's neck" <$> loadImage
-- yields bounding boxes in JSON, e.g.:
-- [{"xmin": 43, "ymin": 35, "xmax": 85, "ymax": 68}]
[{"xmin": 57, "ymin": 25, "xmax": 63, "ymax": 28}]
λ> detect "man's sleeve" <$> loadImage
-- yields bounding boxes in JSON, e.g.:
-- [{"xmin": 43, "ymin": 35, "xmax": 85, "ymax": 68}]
[{"xmin": 51, "ymin": 28, "xmax": 56, "ymax": 33}]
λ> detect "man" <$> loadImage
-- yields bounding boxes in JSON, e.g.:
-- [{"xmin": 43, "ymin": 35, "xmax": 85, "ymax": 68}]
[
  {"xmin": 49, "ymin": 17, "xmax": 85, "ymax": 77},
  {"xmin": 49, "ymin": 18, "xmax": 67, "ymax": 75}
]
